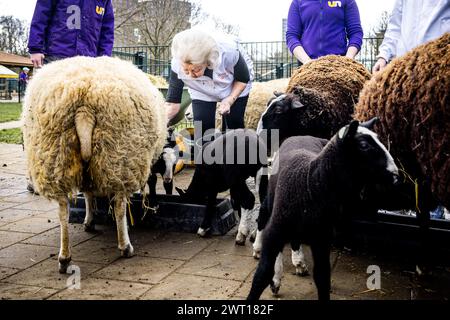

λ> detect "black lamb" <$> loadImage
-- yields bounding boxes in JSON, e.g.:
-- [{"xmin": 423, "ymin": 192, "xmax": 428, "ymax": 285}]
[
  {"xmin": 176, "ymin": 129, "xmax": 268, "ymax": 240},
  {"xmin": 247, "ymin": 120, "xmax": 399, "ymax": 301}
]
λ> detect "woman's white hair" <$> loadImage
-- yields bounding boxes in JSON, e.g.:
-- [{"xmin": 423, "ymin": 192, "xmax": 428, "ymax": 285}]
[{"xmin": 171, "ymin": 29, "xmax": 220, "ymax": 69}]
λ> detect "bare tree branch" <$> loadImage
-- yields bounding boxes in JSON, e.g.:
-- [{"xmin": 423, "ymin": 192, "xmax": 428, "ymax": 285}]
[
  {"xmin": 0, "ymin": 15, "xmax": 29, "ymax": 55},
  {"xmin": 113, "ymin": 0, "xmax": 200, "ymax": 46}
]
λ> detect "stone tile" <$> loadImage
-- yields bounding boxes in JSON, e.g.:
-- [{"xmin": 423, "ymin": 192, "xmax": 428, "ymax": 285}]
[
  {"xmin": 0, "ymin": 217, "xmax": 59, "ymax": 234},
  {"xmin": 0, "ymin": 208, "xmax": 47, "ymax": 225},
  {"xmin": 12, "ymin": 198, "xmax": 58, "ymax": 212},
  {"xmin": 4, "ymin": 258, "xmax": 103, "ymax": 289},
  {"xmin": 91, "ymin": 226, "xmax": 167, "ymax": 251},
  {"xmin": 0, "ymin": 192, "xmax": 38, "ymax": 204},
  {"xmin": 34, "ymin": 210, "xmax": 58, "ymax": 220},
  {"xmin": 410, "ymin": 266, "xmax": 450, "ymax": 300},
  {"xmin": 0, "ymin": 283, "xmax": 57, "ymax": 300},
  {"xmin": 0, "ymin": 267, "xmax": 20, "ymax": 280},
  {"xmin": 0, "ymin": 230, "xmax": 34, "ymax": 249},
  {"xmin": 204, "ymin": 235, "xmax": 255, "ymax": 257},
  {"xmin": 48, "ymin": 278, "xmax": 151, "ymax": 300},
  {"xmin": 0, "ymin": 201, "xmax": 18, "ymax": 211},
  {"xmin": 138, "ymin": 232, "xmax": 211, "ymax": 261},
  {"xmin": 0, "ymin": 243, "xmax": 57, "ymax": 269},
  {"xmin": 177, "ymin": 251, "xmax": 257, "ymax": 281},
  {"xmin": 0, "ymin": 189, "xmax": 23, "ymax": 198},
  {"xmin": 22, "ymin": 224, "xmax": 97, "ymax": 248},
  {"xmin": 232, "ymin": 245, "xmax": 316, "ymax": 300},
  {"xmin": 67, "ymin": 239, "xmax": 122, "ymax": 264},
  {"xmin": 330, "ymin": 252, "xmax": 412, "ymax": 300},
  {"xmin": 0, "ymin": 176, "xmax": 28, "ymax": 191},
  {"xmin": 141, "ymin": 273, "xmax": 241, "ymax": 300},
  {"xmin": 93, "ymin": 256, "xmax": 184, "ymax": 284},
  {"xmin": 233, "ymin": 272, "xmax": 316, "ymax": 300}
]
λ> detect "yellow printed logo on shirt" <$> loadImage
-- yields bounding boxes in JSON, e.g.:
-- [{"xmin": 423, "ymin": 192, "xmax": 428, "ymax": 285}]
[
  {"xmin": 96, "ymin": 6, "xmax": 105, "ymax": 15},
  {"xmin": 328, "ymin": 1, "xmax": 342, "ymax": 7}
]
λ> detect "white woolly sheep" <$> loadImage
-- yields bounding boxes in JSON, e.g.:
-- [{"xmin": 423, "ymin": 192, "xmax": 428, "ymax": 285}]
[{"xmin": 22, "ymin": 56, "xmax": 167, "ymax": 273}]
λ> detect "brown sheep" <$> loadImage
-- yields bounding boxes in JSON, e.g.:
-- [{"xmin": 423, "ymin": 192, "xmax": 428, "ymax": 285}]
[
  {"xmin": 287, "ymin": 55, "xmax": 371, "ymax": 130},
  {"xmin": 354, "ymin": 32, "xmax": 450, "ymax": 211}
]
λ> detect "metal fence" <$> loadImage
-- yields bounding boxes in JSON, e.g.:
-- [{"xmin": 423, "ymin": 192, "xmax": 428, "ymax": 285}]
[{"xmin": 112, "ymin": 37, "xmax": 383, "ymax": 81}]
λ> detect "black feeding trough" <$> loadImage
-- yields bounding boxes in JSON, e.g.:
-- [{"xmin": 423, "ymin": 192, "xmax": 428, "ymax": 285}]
[{"xmin": 68, "ymin": 193, "xmax": 237, "ymax": 235}]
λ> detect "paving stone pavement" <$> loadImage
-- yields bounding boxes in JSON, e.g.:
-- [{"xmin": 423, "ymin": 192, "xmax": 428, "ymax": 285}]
[{"xmin": 1, "ymin": 142, "xmax": 450, "ymax": 300}]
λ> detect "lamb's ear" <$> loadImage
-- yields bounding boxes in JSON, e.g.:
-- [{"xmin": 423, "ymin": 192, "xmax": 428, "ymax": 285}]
[
  {"xmin": 273, "ymin": 91, "xmax": 283, "ymax": 97},
  {"xmin": 360, "ymin": 117, "xmax": 379, "ymax": 130},
  {"xmin": 291, "ymin": 98, "xmax": 304, "ymax": 109},
  {"xmin": 338, "ymin": 120, "xmax": 359, "ymax": 141}
]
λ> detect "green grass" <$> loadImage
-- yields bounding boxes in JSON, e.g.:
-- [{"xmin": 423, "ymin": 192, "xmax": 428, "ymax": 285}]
[
  {"xmin": 0, "ymin": 103, "xmax": 22, "ymax": 123},
  {"xmin": 0, "ymin": 128, "xmax": 23, "ymax": 144}
]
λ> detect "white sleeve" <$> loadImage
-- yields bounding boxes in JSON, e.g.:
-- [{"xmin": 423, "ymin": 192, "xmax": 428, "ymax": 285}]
[{"xmin": 378, "ymin": 0, "xmax": 403, "ymax": 62}]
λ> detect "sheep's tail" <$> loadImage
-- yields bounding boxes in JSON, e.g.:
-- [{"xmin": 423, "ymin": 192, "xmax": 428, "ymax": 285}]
[{"xmin": 75, "ymin": 106, "xmax": 95, "ymax": 162}]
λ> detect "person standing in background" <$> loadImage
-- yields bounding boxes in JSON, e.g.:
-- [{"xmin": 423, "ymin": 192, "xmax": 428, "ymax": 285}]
[
  {"xmin": 372, "ymin": 0, "xmax": 450, "ymax": 73},
  {"xmin": 28, "ymin": 0, "xmax": 115, "ymax": 68},
  {"xmin": 286, "ymin": 0, "xmax": 363, "ymax": 64},
  {"xmin": 19, "ymin": 67, "xmax": 30, "ymax": 97}
]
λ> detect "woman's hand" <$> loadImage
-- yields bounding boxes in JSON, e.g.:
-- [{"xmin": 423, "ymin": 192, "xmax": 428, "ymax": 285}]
[
  {"xmin": 218, "ymin": 97, "xmax": 234, "ymax": 115},
  {"xmin": 31, "ymin": 53, "xmax": 45, "ymax": 68},
  {"xmin": 372, "ymin": 57, "xmax": 388, "ymax": 74},
  {"xmin": 345, "ymin": 46, "xmax": 359, "ymax": 59},
  {"xmin": 166, "ymin": 103, "xmax": 181, "ymax": 122}
]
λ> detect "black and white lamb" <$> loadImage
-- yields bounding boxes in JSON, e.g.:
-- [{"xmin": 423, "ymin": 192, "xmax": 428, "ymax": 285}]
[
  {"xmin": 176, "ymin": 129, "xmax": 268, "ymax": 241},
  {"xmin": 247, "ymin": 120, "xmax": 399, "ymax": 301},
  {"xmin": 146, "ymin": 129, "xmax": 180, "ymax": 209}
]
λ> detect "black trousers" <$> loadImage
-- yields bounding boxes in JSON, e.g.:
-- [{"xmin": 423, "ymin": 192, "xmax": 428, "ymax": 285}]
[{"xmin": 192, "ymin": 95, "xmax": 249, "ymax": 135}]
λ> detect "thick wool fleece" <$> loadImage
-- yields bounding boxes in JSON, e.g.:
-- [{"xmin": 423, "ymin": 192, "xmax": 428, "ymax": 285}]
[
  {"xmin": 287, "ymin": 55, "xmax": 371, "ymax": 137},
  {"xmin": 215, "ymin": 78, "xmax": 289, "ymax": 130},
  {"xmin": 354, "ymin": 33, "xmax": 450, "ymax": 209},
  {"xmin": 22, "ymin": 56, "xmax": 167, "ymax": 199},
  {"xmin": 268, "ymin": 136, "xmax": 329, "ymax": 219},
  {"xmin": 244, "ymin": 79, "xmax": 290, "ymax": 130}
]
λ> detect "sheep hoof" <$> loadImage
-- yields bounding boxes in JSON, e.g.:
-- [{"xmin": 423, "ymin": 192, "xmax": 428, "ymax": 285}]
[
  {"xmin": 252, "ymin": 250, "xmax": 261, "ymax": 260},
  {"xmin": 415, "ymin": 264, "xmax": 431, "ymax": 277},
  {"xmin": 235, "ymin": 232, "xmax": 247, "ymax": 246},
  {"xmin": 149, "ymin": 205, "xmax": 159, "ymax": 214},
  {"xmin": 270, "ymin": 282, "xmax": 281, "ymax": 295},
  {"xmin": 295, "ymin": 265, "xmax": 309, "ymax": 277},
  {"xmin": 84, "ymin": 222, "xmax": 96, "ymax": 233},
  {"xmin": 197, "ymin": 227, "xmax": 210, "ymax": 237},
  {"xmin": 294, "ymin": 261, "xmax": 309, "ymax": 276},
  {"xmin": 121, "ymin": 244, "xmax": 134, "ymax": 258},
  {"xmin": 58, "ymin": 257, "xmax": 72, "ymax": 274}
]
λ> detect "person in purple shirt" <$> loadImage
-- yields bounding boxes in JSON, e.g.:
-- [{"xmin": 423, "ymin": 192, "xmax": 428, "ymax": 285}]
[
  {"xmin": 286, "ymin": 0, "xmax": 363, "ymax": 64},
  {"xmin": 19, "ymin": 67, "xmax": 30, "ymax": 96},
  {"xmin": 28, "ymin": 0, "xmax": 114, "ymax": 68}
]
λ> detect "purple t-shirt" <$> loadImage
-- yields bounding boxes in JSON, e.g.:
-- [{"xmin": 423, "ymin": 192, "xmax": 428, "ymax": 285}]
[{"xmin": 286, "ymin": 0, "xmax": 363, "ymax": 59}]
